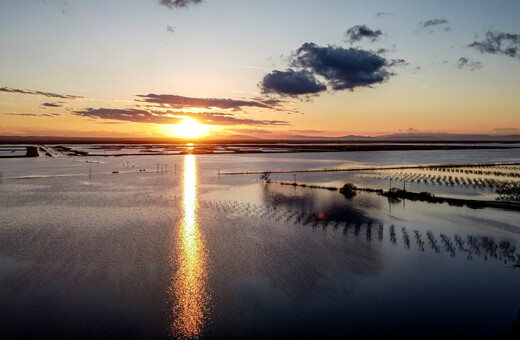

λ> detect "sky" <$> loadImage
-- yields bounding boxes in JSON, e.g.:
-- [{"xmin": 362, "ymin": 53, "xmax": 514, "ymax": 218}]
[{"xmin": 0, "ymin": 0, "xmax": 519, "ymax": 139}]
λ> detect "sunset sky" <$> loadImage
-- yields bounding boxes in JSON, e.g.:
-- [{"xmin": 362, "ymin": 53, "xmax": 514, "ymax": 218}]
[{"xmin": 1, "ymin": 0, "xmax": 519, "ymax": 139}]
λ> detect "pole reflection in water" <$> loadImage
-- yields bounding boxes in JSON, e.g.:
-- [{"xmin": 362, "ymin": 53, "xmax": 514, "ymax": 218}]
[{"xmin": 170, "ymin": 155, "xmax": 210, "ymax": 338}]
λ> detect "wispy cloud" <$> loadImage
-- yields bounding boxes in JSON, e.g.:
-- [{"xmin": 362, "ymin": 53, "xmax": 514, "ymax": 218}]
[
  {"xmin": 135, "ymin": 93, "xmax": 286, "ymax": 111},
  {"xmin": 417, "ymin": 18, "xmax": 451, "ymax": 33},
  {"xmin": 260, "ymin": 43, "xmax": 404, "ymax": 97},
  {"xmin": 344, "ymin": 25, "xmax": 383, "ymax": 44},
  {"xmin": 40, "ymin": 101, "xmax": 69, "ymax": 108},
  {"xmin": 376, "ymin": 12, "xmax": 393, "ymax": 18},
  {"xmin": 0, "ymin": 86, "xmax": 84, "ymax": 99},
  {"xmin": 469, "ymin": 31, "xmax": 520, "ymax": 59},
  {"xmin": 2, "ymin": 112, "xmax": 61, "ymax": 117},
  {"xmin": 72, "ymin": 107, "xmax": 290, "ymax": 126}
]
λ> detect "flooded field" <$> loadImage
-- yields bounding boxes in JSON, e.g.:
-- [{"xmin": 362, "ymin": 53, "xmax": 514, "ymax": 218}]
[{"xmin": 1, "ymin": 147, "xmax": 520, "ymax": 338}]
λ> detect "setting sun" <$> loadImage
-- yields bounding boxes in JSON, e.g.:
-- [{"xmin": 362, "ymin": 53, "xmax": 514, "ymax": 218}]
[{"xmin": 170, "ymin": 118, "xmax": 208, "ymax": 139}]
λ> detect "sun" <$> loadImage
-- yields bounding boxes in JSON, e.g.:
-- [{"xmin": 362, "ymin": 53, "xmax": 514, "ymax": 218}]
[{"xmin": 170, "ymin": 118, "xmax": 208, "ymax": 139}]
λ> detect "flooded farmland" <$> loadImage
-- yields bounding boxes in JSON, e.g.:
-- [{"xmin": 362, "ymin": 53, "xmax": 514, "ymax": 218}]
[{"xmin": 1, "ymin": 146, "xmax": 520, "ymax": 338}]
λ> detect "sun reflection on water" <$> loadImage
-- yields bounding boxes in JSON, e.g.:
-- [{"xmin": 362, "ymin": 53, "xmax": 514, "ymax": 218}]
[{"xmin": 170, "ymin": 155, "xmax": 209, "ymax": 338}]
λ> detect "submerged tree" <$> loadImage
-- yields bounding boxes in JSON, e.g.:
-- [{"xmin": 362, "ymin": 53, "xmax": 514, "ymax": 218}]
[
  {"xmin": 339, "ymin": 183, "xmax": 357, "ymax": 198},
  {"xmin": 260, "ymin": 171, "xmax": 272, "ymax": 183}
]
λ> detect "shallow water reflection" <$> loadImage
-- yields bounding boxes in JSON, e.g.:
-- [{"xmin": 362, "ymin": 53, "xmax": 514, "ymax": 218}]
[{"xmin": 170, "ymin": 155, "xmax": 210, "ymax": 338}]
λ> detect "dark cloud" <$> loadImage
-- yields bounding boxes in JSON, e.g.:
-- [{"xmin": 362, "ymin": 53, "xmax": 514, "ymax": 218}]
[
  {"xmin": 260, "ymin": 43, "xmax": 403, "ymax": 97},
  {"xmin": 166, "ymin": 25, "xmax": 175, "ymax": 33},
  {"xmin": 418, "ymin": 18, "xmax": 451, "ymax": 33},
  {"xmin": 456, "ymin": 57, "xmax": 482, "ymax": 71},
  {"xmin": 0, "ymin": 86, "xmax": 84, "ymax": 99},
  {"xmin": 159, "ymin": 0, "xmax": 202, "ymax": 9},
  {"xmin": 260, "ymin": 69, "xmax": 327, "ymax": 97},
  {"xmin": 40, "ymin": 101, "xmax": 69, "ymax": 108},
  {"xmin": 3, "ymin": 112, "xmax": 61, "ymax": 117},
  {"xmin": 344, "ymin": 25, "xmax": 382, "ymax": 44},
  {"xmin": 291, "ymin": 43, "xmax": 394, "ymax": 91},
  {"xmin": 136, "ymin": 93, "xmax": 285, "ymax": 111},
  {"xmin": 469, "ymin": 31, "xmax": 520, "ymax": 58},
  {"xmin": 72, "ymin": 108, "xmax": 289, "ymax": 126}
]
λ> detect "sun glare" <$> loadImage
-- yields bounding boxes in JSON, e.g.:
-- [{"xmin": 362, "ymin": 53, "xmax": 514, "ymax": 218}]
[{"xmin": 170, "ymin": 119, "xmax": 208, "ymax": 139}]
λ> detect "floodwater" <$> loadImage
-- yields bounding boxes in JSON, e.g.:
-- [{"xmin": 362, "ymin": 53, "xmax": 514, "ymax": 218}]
[{"xmin": 1, "ymin": 148, "xmax": 520, "ymax": 339}]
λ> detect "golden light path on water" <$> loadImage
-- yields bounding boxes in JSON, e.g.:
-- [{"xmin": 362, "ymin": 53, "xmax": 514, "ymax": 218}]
[{"xmin": 170, "ymin": 155, "xmax": 209, "ymax": 338}]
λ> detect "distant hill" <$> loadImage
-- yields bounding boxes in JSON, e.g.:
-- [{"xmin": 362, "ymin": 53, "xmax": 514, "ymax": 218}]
[
  {"xmin": 288, "ymin": 133, "xmax": 520, "ymax": 142},
  {"xmin": 377, "ymin": 133, "xmax": 520, "ymax": 141}
]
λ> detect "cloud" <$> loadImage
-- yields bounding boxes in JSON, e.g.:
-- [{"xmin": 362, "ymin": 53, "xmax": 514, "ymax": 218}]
[
  {"xmin": 469, "ymin": 31, "xmax": 520, "ymax": 58},
  {"xmin": 136, "ymin": 93, "xmax": 287, "ymax": 111},
  {"xmin": 456, "ymin": 57, "xmax": 483, "ymax": 71},
  {"xmin": 260, "ymin": 69, "xmax": 327, "ymax": 97},
  {"xmin": 166, "ymin": 25, "xmax": 175, "ymax": 33},
  {"xmin": 388, "ymin": 59, "xmax": 408, "ymax": 67},
  {"xmin": 260, "ymin": 43, "xmax": 403, "ymax": 97},
  {"xmin": 40, "ymin": 101, "xmax": 69, "ymax": 108},
  {"xmin": 418, "ymin": 18, "xmax": 451, "ymax": 33},
  {"xmin": 421, "ymin": 18, "xmax": 449, "ymax": 28},
  {"xmin": 292, "ymin": 43, "xmax": 396, "ymax": 91},
  {"xmin": 3, "ymin": 112, "xmax": 61, "ymax": 117},
  {"xmin": 228, "ymin": 128, "xmax": 274, "ymax": 134},
  {"xmin": 344, "ymin": 25, "xmax": 383, "ymax": 44},
  {"xmin": 159, "ymin": 0, "xmax": 202, "ymax": 9},
  {"xmin": 0, "ymin": 86, "xmax": 84, "ymax": 99},
  {"xmin": 72, "ymin": 108, "xmax": 290, "ymax": 126},
  {"xmin": 376, "ymin": 12, "xmax": 393, "ymax": 18},
  {"xmin": 291, "ymin": 129, "xmax": 324, "ymax": 134}
]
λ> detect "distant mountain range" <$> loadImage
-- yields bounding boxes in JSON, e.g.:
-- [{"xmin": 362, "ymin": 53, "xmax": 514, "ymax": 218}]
[
  {"xmin": 1, "ymin": 132, "xmax": 520, "ymax": 144},
  {"xmin": 288, "ymin": 133, "xmax": 520, "ymax": 142}
]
